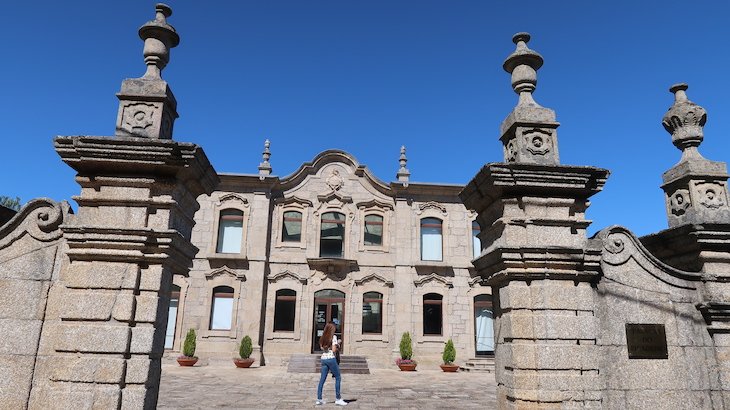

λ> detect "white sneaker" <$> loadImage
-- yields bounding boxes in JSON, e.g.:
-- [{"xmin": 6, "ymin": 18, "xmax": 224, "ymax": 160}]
[
  {"xmin": 335, "ymin": 399, "xmax": 347, "ymax": 406},
  {"xmin": 315, "ymin": 399, "xmax": 324, "ymax": 405}
]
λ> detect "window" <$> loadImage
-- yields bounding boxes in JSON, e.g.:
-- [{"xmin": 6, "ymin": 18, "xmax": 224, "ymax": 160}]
[
  {"xmin": 274, "ymin": 289, "xmax": 296, "ymax": 331},
  {"xmin": 475, "ymin": 294, "xmax": 495, "ymax": 354},
  {"xmin": 423, "ymin": 293, "xmax": 443, "ymax": 335},
  {"xmin": 165, "ymin": 284, "xmax": 180, "ymax": 349},
  {"xmin": 420, "ymin": 218, "xmax": 443, "ymax": 261},
  {"xmin": 210, "ymin": 286, "xmax": 234, "ymax": 330},
  {"xmin": 216, "ymin": 209, "xmax": 243, "ymax": 253},
  {"xmin": 472, "ymin": 221, "xmax": 481, "ymax": 259},
  {"xmin": 320, "ymin": 212, "xmax": 345, "ymax": 257},
  {"xmin": 282, "ymin": 211, "xmax": 302, "ymax": 242},
  {"xmin": 362, "ymin": 291, "xmax": 383, "ymax": 334},
  {"xmin": 363, "ymin": 214, "xmax": 384, "ymax": 246}
]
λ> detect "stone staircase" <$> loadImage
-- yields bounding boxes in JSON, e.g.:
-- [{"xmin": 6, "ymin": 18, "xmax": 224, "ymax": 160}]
[
  {"xmin": 287, "ymin": 354, "xmax": 370, "ymax": 374},
  {"xmin": 460, "ymin": 357, "xmax": 495, "ymax": 373}
]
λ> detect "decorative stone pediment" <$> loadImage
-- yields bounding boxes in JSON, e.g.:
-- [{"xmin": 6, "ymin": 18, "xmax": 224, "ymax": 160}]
[
  {"xmin": 205, "ymin": 267, "xmax": 246, "ymax": 281},
  {"xmin": 413, "ymin": 273, "xmax": 453, "ymax": 288},
  {"xmin": 355, "ymin": 273, "xmax": 393, "ymax": 287},
  {"xmin": 468, "ymin": 276, "xmax": 485, "ymax": 287},
  {"xmin": 216, "ymin": 193, "xmax": 249, "ymax": 207},
  {"xmin": 274, "ymin": 195, "xmax": 313, "ymax": 207},
  {"xmin": 356, "ymin": 199, "xmax": 394, "ymax": 211},
  {"xmin": 0, "ymin": 199, "xmax": 70, "ymax": 250},
  {"xmin": 415, "ymin": 201, "xmax": 447, "ymax": 216},
  {"xmin": 267, "ymin": 270, "xmax": 308, "ymax": 284},
  {"xmin": 317, "ymin": 191, "xmax": 353, "ymax": 205}
]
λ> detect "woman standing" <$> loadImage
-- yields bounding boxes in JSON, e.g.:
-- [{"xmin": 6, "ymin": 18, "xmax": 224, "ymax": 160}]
[{"xmin": 316, "ymin": 322, "xmax": 347, "ymax": 406}]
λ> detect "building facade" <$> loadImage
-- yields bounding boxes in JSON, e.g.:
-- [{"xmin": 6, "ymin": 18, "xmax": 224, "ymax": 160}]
[{"xmin": 165, "ymin": 149, "xmax": 494, "ymax": 367}]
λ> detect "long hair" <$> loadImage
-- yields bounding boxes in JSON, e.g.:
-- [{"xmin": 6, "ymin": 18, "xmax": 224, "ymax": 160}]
[{"xmin": 320, "ymin": 323, "xmax": 336, "ymax": 350}]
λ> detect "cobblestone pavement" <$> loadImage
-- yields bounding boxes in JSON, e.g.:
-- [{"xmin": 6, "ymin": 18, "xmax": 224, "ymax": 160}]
[{"xmin": 159, "ymin": 363, "xmax": 497, "ymax": 409}]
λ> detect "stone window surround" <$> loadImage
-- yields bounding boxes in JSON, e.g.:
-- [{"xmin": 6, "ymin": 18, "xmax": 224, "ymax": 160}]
[
  {"xmin": 313, "ymin": 205, "xmax": 353, "ymax": 260},
  {"xmin": 356, "ymin": 201, "xmax": 393, "ymax": 253},
  {"xmin": 167, "ymin": 275, "xmax": 190, "ymax": 352},
  {"xmin": 266, "ymin": 271, "xmax": 308, "ymax": 341},
  {"xmin": 352, "ymin": 275, "xmax": 393, "ymax": 343},
  {"xmin": 470, "ymin": 217, "xmax": 481, "ymax": 260},
  {"xmin": 417, "ymin": 208, "xmax": 449, "ymax": 262},
  {"xmin": 209, "ymin": 193, "xmax": 250, "ymax": 259},
  {"xmin": 200, "ymin": 268, "xmax": 245, "ymax": 339},
  {"xmin": 413, "ymin": 277, "xmax": 452, "ymax": 344},
  {"xmin": 274, "ymin": 197, "xmax": 311, "ymax": 249},
  {"xmin": 467, "ymin": 285, "xmax": 494, "ymax": 355}
]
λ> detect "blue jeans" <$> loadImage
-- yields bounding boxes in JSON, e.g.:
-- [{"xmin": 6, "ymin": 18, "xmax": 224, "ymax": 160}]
[{"xmin": 317, "ymin": 357, "xmax": 341, "ymax": 400}]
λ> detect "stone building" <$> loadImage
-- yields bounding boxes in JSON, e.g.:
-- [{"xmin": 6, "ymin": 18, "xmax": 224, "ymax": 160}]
[
  {"xmin": 3, "ymin": 4, "xmax": 730, "ymax": 409},
  {"xmin": 167, "ymin": 146, "xmax": 495, "ymax": 368}
]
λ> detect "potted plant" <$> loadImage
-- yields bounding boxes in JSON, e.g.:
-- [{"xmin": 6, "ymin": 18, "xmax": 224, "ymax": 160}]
[
  {"xmin": 233, "ymin": 335, "xmax": 255, "ymax": 368},
  {"xmin": 440, "ymin": 339, "xmax": 459, "ymax": 372},
  {"xmin": 395, "ymin": 331, "xmax": 417, "ymax": 371},
  {"xmin": 177, "ymin": 329, "xmax": 198, "ymax": 366}
]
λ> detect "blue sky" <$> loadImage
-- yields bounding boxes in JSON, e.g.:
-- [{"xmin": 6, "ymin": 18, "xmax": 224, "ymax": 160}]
[{"xmin": 0, "ymin": 1, "xmax": 728, "ymax": 236}]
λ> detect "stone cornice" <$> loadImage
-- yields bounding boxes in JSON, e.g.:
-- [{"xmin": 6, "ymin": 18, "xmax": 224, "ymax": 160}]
[
  {"xmin": 460, "ymin": 162, "xmax": 609, "ymax": 213},
  {"xmin": 61, "ymin": 225, "xmax": 199, "ymax": 275},
  {"xmin": 473, "ymin": 244, "xmax": 603, "ymax": 285},
  {"xmin": 54, "ymin": 136, "xmax": 219, "ymax": 197}
]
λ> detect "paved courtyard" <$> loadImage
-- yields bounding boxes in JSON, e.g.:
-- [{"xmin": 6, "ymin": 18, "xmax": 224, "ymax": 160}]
[{"xmin": 159, "ymin": 363, "xmax": 497, "ymax": 409}]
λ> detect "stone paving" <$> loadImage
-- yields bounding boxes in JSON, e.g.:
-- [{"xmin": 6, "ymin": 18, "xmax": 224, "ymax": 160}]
[{"xmin": 159, "ymin": 363, "xmax": 497, "ymax": 409}]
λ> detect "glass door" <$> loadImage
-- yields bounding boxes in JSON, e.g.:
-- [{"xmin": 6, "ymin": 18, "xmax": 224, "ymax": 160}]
[
  {"xmin": 312, "ymin": 289, "xmax": 345, "ymax": 353},
  {"xmin": 474, "ymin": 294, "xmax": 494, "ymax": 356}
]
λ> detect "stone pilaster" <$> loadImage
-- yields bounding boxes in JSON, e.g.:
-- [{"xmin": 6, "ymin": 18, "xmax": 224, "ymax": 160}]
[
  {"xmin": 29, "ymin": 5, "xmax": 219, "ymax": 409},
  {"xmin": 461, "ymin": 33, "xmax": 609, "ymax": 408}
]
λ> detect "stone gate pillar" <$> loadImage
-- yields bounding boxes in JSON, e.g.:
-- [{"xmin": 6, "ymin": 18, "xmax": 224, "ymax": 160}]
[
  {"xmin": 641, "ymin": 84, "xmax": 730, "ymax": 408},
  {"xmin": 29, "ymin": 5, "xmax": 218, "ymax": 409},
  {"xmin": 460, "ymin": 33, "xmax": 609, "ymax": 408}
]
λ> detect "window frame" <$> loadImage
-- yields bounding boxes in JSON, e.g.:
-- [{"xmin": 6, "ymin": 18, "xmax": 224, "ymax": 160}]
[
  {"xmin": 423, "ymin": 292, "xmax": 444, "ymax": 336},
  {"xmin": 215, "ymin": 209, "xmax": 244, "ymax": 254},
  {"xmin": 420, "ymin": 217, "xmax": 444, "ymax": 262},
  {"xmin": 356, "ymin": 200, "xmax": 393, "ymax": 253},
  {"xmin": 275, "ymin": 199, "xmax": 311, "ymax": 249},
  {"xmin": 361, "ymin": 291, "xmax": 383, "ymax": 335},
  {"xmin": 472, "ymin": 220, "xmax": 482, "ymax": 260},
  {"xmin": 273, "ymin": 289, "xmax": 297, "ymax": 332},
  {"xmin": 319, "ymin": 211, "xmax": 347, "ymax": 258},
  {"xmin": 209, "ymin": 194, "xmax": 250, "ymax": 258},
  {"xmin": 209, "ymin": 285, "xmax": 235, "ymax": 331}
]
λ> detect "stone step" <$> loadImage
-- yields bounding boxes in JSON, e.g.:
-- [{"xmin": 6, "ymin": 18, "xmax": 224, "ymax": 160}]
[
  {"xmin": 287, "ymin": 354, "xmax": 370, "ymax": 374},
  {"xmin": 460, "ymin": 357, "xmax": 495, "ymax": 373}
]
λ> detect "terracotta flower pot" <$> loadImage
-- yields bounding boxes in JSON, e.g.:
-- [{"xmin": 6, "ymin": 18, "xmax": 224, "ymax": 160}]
[
  {"xmin": 440, "ymin": 364, "xmax": 459, "ymax": 372},
  {"xmin": 233, "ymin": 358, "xmax": 254, "ymax": 368},
  {"xmin": 177, "ymin": 356, "xmax": 198, "ymax": 367},
  {"xmin": 398, "ymin": 363, "xmax": 417, "ymax": 371}
]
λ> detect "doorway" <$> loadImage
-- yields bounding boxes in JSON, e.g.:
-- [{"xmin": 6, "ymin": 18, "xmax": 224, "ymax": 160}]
[{"xmin": 312, "ymin": 289, "xmax": 345, "ymax": 353}]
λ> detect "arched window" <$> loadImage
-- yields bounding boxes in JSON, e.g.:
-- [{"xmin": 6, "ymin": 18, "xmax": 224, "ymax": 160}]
[
  {"xmin": 210, "ymin": 286, "xmax": 234, "ymax": 330},
  {"xmin": 216, "ymin": 209, "xmax": 244, "ymax": 253},
  {"xmin": 364, "ymin": 214, "xmax": 384, "ymax": 246},
  {"xmin": 472, "ymin": 220, "xmax": 481, "ymax": 259},
  {"xmin": 274, "ymin": 289, "xmax": 296, "ymax": 331},
  {"xmin": 282, "ymin": 210, "xmax": 302, "ymax": 242},
  {"xmin": 474, "ymin": 294, "xmax": 495, "ymax": 354},
  {"xmin": 423, "ymin": 293, "xmax": 443, "ymax": 335},
  {"xmin": 320, "ymin": 212, "xmax": 345, "ymax": 257},
  {"xmin": 165, "ymin": 284, "xmax": 181, "ymax": 349},
  {"xmin": 362, "ymin": 291, "xmax": 383, "ymax": 334},
  {"xmin": 420, "ymin": 218, "xmax": 443, "ymax": 261}
]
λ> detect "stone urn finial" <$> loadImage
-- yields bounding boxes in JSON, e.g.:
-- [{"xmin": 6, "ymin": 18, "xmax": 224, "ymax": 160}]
[
  {"xmin": 662, "ymin": 83, "xmax": 707, "ymax": 160},
  {"xmin": 503, "ymin": 32, "xmax": 544, "ymax": 107},
  {"xmin": 138, "ymin": 3, "xmax": 180, "ymax": 79},
  {"xmin": 397, "ymin": 145, "xmax": 410, "ymax": 184},
  {"xmin": 258, "ymin": 139, "xmax": 272, "ymax": 178}
]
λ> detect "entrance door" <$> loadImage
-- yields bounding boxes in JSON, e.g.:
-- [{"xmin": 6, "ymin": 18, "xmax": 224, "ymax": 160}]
[
  {"xmin": 312, "ymin": 289, "xmax": 345, "ymax": 353},
  {"xmin": 474, "ymin": 294, "xmax": 494, "ymax": 356}
]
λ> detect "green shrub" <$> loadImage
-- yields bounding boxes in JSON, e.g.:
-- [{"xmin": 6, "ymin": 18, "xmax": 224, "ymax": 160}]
[
  {"xmin": 239, "ymin": 335, "xmax": 253, "ymax": 359},
  {"xmin": 182, "ymin": 329, "xmax": 197, "ymax": 358},
  {"xmin": 442, "ymin": 339, "xmax": 456, "ymax": 364},
  {"xmin": 399, "ymin": 331, "xmax": 413, "ymax": 360}
]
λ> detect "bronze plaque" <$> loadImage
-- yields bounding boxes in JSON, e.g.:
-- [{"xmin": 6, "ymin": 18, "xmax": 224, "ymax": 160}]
[{"xmin": 626, "ymin": 324, "xmax": 668, "ymax": 359}]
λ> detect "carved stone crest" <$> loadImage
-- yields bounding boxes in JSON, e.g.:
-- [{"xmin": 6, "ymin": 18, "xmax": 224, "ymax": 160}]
[
  {"xmin": 668, "ymin": 189, "xmax": 691, "ymax": 215},
  {"xmin": 121, "ymin": 102, "xmax": 156, "ymax": 134},
  {"xmin": 696, "ymin": 183, "xmax": 726, "ymax": 209},
  {"xmin": 326, "ymin": 169, "xmax": 344, "ymax": 191},
  {"xmin": 523, "ymin": 128, "xmax": 552, "ymax": 156}
]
